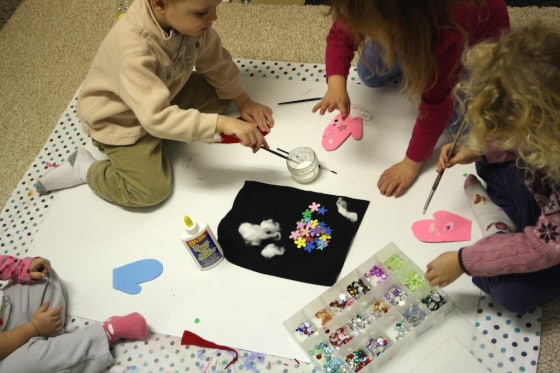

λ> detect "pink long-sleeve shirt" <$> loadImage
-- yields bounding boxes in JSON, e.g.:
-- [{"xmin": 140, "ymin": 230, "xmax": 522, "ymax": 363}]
[
  {"xmin": 460, "ymin": 151, "xmax": 560, "ymax": 276},
  {"xmin": 0, "ymin": 256, "xmax": 35, "ymax": 330},
  {"xmin": 325, "ymin": 0, "xmax": 510, "ymax": 162}
]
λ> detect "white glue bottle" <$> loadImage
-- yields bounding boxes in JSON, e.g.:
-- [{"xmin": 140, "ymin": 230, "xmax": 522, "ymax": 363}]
[{"xmin": 181, "ymin": 215, "xmax": 224, "ymax": 270}]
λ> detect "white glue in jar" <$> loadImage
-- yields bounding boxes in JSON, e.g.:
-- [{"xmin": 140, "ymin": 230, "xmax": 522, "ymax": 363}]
[
  {"xmin": 286, "ymin": 147, "xmax": 319, "ymax": 184},
  {"xmin": 181, "ymin": 215, "xmax": 224, "ymax": 270}
]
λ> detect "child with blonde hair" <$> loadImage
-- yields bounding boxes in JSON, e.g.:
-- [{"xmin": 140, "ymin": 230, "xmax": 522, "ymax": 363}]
[
  {"xmin": 35, "ymin": 0, "xmax": 274, "ymax": 207},
  {"xmin": 425, "ymin": 24, "xmax": 560, "ymax": 313},
  {"xmin": 313, "ymin": 0, "xmax": 509, "ymax": 197},
  {"xmin": 0, "ymin": 255, "xmax": 148, "ymax": 372}
]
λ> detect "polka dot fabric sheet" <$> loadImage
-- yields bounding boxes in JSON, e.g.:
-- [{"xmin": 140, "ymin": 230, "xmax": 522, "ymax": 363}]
[{"xmin": 0, "ymin": 59, "xmax": 540, "ymax": 372}]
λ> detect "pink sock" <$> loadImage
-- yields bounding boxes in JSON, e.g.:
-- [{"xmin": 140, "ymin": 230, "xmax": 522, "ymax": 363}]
[{"xmin": 102, "ymin": 312, "xmax": 148, "ymax": 344}]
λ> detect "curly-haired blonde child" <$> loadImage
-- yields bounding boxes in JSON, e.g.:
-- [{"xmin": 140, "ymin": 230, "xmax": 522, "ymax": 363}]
[
  {"xmin": 425, "ymin": 24, "xmax": 560, "ymax": 313},
  {"xmin": 313, "ymin": 0, "xmax": 509, "ymax": 197}
]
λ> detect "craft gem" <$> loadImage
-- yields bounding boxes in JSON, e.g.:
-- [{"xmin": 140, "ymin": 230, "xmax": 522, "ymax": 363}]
[
  {"xmin": 310, "ymin": 343, "xmax": 345, "ymax": 371},
  {"xmin": 384, "ymin": 286, "xmax": 407, "ymax": 306},
  {"xmin": 295, "ymin": 321, "xmax": 317, "ymax": 337},
  {"xmin": 405, "ymin": 272, "xmax": 425, "ymax": 292},
  {"xmin": 346, "ymin": 278, "xmax": 371, "ymax": 299},
  {"xmin": 395, "ymin": 321, "xmax": 411, "ymax": 339},
  {"xmin": 365, "ymin": 265, "xmax": 388, "ymax": 285},
  {"xmin": 421, "ymin": 290, "xmax": 447, "ymax": 311},
  {"xmin": 384, "ymin": 255, "xmax": 404, "ymax": 271},
  {"xmin": 315, "ymin": 308, "xmax": 333, "ymax": 326},
  {"xmin": 346, "ymin": 313, "xmax": 370, "ymax": 332},
  {"xmin": 366, "ymin": 336, "xmax": 390, "ymax": 356},
  {"xmin": 345, "ymin": 349, "xmax": 372, "ymax": 371},
  {"xmin": 327, "ymin": 327, "xmax": 353, "ymax": 348},
  {"xmin": 329, "ymin": 293, "xmax": 353, "ymax": 312},
  {"xmin": 370, "ymin": 300, "xmax": 390, "ymax": 319},
  {"xmin": 403, "ymin": 305, "xmax": 427, "ymax": 327}
]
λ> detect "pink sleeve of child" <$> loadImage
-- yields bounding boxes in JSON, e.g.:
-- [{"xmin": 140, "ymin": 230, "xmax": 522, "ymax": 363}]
[
  {"xmin": 460, "ymin": 210, "xmax": 560, "ymax": 276},
  {"xmin": 0, "ymin": 255, "xmax": 34, "ymax": 283},
  {"xmin": 325, "ymin": 19, "xmax": 357, "ymax": 79}
]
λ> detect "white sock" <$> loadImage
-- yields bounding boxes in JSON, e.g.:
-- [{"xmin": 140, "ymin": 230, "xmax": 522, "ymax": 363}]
[
  {"xmin": 464, "ymin": 174, "xmax": 516, "ymax": 236},
  {"xmin": 35, "ymin": 148, "xmax": 96, "ymax": 195}
]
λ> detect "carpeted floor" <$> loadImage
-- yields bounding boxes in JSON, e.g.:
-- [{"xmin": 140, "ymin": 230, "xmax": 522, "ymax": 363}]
[{"xmin": 1, "ymin": 1, "xmax": 559, "ymax": 371}]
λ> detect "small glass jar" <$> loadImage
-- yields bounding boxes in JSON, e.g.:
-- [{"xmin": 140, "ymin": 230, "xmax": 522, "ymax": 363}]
[{"xmin": 286, "ymin": 147, "xmax": 319, "ymax": 184}]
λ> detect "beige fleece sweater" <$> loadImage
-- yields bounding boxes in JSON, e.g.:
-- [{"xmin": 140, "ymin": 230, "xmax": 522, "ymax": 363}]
[{"xmin": 77, "ymin": 0, "xmax": 244, "ymax": 146}]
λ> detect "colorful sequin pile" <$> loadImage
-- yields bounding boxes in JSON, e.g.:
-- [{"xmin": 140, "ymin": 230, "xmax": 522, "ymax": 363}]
[
  {"xmin": 290, "ymin": 202, "xmax": 333, "ymax": 253},
  {"xmin": 384, "ymin": 254, "xmax": 404, "ymax": 271},
  {"xmin": 346, "ymin": 278, "xmax": 371, "ymax": 299},
  {"xmin": 346, "ymin": 313, "xmax": 370, "ymax": 333},
  {"xmin": 405, "ymin": 272, "xmax": 425, "ymax": 292},
  {"xmin": 310, "ymin": 342, "xmax": 345, "ymax": 372},
  {"xmin": 421, "ymin": 290, "xmax": 447, "ymax": 311},
  {"xmin": 367, "ymin": 336, "xmax": 390, "ymax": 357},
  {"xmin": 330, "ymin": 293, "xmax": 354, "ymax": 313},
  {"xmin": 295, "ymin": 321, "xmax": 317, "ymax": 337},
  {"xmin": 403, "ymin": 305, "xmax": 427, "ymax": 327},
  {"xmin": 364, "ymin": 265, "xmax": 388, "ymax": 285},
  {"xmin": 384, "ymin": 286, "xmax": 407, "ymax": 306},
  {"xmin": 394, "ymin": 321, "xmax": 411, "ymax": 339},
  {"xmin": 345, "ymin": 349, "xmax": 373, "ymax": 371},
  {"xmin": 315, "ymin": 308, "xmax": 334, "ymax": 326},
  {"xmin": 369, "ymin": 300, "xmax": 390, "ymax": 320},
  {"xmin": 326, "ymin": 326, "xmax": 354, "ymax": 348}
]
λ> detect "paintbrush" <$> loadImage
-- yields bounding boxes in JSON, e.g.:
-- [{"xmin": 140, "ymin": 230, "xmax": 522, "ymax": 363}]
[
  {"xmin": 277, "ymin": 97, "xmax": 322, "ymax": 105},
  {"xmin": 276, "ymin": 148, "xmax": 338, "ymax": 175},
  {"xmin": 422, "ymin": 119, "xmax": 468, "ymax": 214}
]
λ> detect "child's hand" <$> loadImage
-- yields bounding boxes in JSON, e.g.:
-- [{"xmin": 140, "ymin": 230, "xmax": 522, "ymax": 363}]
[
  {"xmin": 29, "ymin": 257, "xmax": 51, "ymax": 280},
  {"xmin": 436, "ymin": 143, "xmax": 482, "ymax": 173},
  {"xmin": 377, "ymin": 157, "xmax": 422, "ymax": 197},
  {"xmin": 31, "ymin": 300, "xmax": 64, "ymax": 337},
  {"xmin": 312, "ymin": 75, "xmax": 350, "ymax": 119},
  {"xmin": 217, "ymin": 115, "xmax": 269, "ymax": 153},
  {"xmin": 234, "ymin": 94, "xmax": 274, "ymax": 133},
  {"xmin": 425, "ymin": 251, "xmax": 463, "ymax": 287}
]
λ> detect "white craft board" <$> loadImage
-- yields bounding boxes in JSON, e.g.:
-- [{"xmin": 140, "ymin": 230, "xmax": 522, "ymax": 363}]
[{"xmin": 28, "ymin": 77, "xmax": 482, "ymax": 362}]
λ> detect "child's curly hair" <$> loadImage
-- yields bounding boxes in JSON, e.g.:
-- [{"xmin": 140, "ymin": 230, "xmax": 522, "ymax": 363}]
[{"xmin": 459, "ymin": 24, "xmax": 560, "ymax": 188}]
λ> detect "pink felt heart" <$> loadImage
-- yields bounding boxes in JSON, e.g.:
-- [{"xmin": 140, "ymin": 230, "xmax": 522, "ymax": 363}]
[
  {"xmin": 411, "ymin": 210, "xmax": 472, "ymax": 243},
  {"xmin": 322, "ymin": 113, "xmax": 363, "ymax": 151}
]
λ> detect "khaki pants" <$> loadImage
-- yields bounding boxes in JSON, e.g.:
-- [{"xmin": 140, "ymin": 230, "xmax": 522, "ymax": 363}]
[{"xmin": 87, "ymin": 72, "xmax": 230, "ymax": 207}]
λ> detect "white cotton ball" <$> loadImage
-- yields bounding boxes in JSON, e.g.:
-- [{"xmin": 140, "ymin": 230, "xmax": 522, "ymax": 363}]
[{"xmin": 260, "ymin": 244, "xmax": 285, "ymax": 258}]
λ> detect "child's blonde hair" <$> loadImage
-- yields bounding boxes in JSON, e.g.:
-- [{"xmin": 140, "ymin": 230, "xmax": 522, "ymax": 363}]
[
  {"xmin": 460, "ymin": 24, "xmax": 560, "ymax": 187},
  {"xmin": 328, "ymin": 0, "xmax": 482, "ymax": 100}
]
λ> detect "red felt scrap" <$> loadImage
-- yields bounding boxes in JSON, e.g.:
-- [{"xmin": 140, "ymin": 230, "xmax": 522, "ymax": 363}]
[{"xmin": 181, "ymin": 330, "xmax": 239, "ymax": 369}]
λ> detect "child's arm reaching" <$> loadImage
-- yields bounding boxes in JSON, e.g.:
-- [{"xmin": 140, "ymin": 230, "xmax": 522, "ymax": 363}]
[
  {"xmin": 425, "ymin": 251, "xmax": 464, "ymax": 287},
  {"xmin": 0, "ymin": 300, "xmax": 64, "ymax": 359},
  {"xmin": 312, "ymin": 75, "xmax": 351, "ymax": 119}
]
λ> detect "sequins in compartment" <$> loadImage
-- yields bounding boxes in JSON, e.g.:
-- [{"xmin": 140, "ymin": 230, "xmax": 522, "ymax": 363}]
[{"xmin": 283, "ymin": 242, "xmax": 453, "ymax": 372}]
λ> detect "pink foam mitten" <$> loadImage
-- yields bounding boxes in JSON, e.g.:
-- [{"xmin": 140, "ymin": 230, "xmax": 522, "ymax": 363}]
[
  {"xmin": 322, "ymin": 114, "xmax": 363, "ymax": 151},
  {"xmin": 411, "ymin": 210, "xmax": 472, "ymax": 243}
]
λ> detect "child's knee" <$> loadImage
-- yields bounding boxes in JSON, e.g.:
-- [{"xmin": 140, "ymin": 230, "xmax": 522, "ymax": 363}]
[
  {"xmin": 134, "ymin": 179, "xmax": 172, "ymax": 207},
  {"xmin": 472, "ymin": 276, "xmax": 537, "ymax": 314}
]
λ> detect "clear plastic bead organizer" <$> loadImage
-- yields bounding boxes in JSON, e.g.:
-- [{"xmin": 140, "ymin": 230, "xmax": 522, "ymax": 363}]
[{"xmin": 284, "ymin": 242, "xmax": 517, "ymax": 373}]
